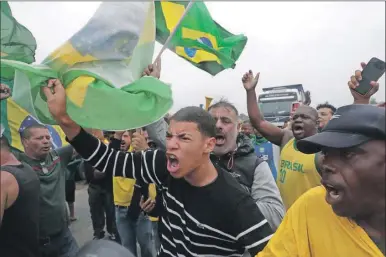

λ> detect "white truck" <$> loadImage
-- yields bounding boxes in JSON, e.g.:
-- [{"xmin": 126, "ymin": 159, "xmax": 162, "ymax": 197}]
[{"xmin": 258, "ymin": 84, "xmax": 306, "ymax": 128}]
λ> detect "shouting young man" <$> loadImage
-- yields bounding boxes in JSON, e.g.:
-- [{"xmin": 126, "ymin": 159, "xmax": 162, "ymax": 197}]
[{"xmin": 42, "ymin": 79, "xmax": 273, "ymax": 257}]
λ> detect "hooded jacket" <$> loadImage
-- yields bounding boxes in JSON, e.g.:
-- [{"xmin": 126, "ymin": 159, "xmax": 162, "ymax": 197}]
[
  {"xmin": 210, "ymin": 134, "xmax": 263, "ymax": 193},
  {"xmin": 211, "ymin": 134, "xmax": 285, "ymax": 231}
]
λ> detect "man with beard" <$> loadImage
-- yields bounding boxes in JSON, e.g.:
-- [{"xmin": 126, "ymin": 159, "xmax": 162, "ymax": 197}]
[
  {"xmin": 316, "ymin": 102, "xmax": 336, "ymax": 131},
  {"xmin": 42, "ymin": 79, "xmax": 273, "ymax": 257},
  {"xmin": 242, "ymin": 64, "xmax": 380, "ymax": 210},
  {"xmin": 241, "ymin": 120, "xmax": 279, "ymax": 180},
  {"xmin": 208, "ymin": 101, "xmax": 284, "ymax": 230},
  {"xmin": 256, "ymin": 104, "xmax": 385, "ymax": 257}
]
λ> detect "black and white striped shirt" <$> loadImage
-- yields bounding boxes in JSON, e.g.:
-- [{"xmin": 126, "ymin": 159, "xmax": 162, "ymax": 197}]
[{"xmin": 70, "ymin": 129, "xmax": 273, "ymax": 256}]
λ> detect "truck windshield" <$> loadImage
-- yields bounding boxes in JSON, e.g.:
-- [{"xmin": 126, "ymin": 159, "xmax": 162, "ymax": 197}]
[{"xmin": 259, "ymin": 100, "xmax": 293, "ymax": 117}]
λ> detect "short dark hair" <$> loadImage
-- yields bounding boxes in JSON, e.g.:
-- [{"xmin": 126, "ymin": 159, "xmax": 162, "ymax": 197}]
[
  {"xmin": 0, "ymin": 136, "xmax": 11, "ymax": 152},
  {"xmin": 316, "ymin": 102, "xmax": 336, "ymax": 114},
  {"xmin": 207, "ymin": 98, "xmax": 239, "ymax": 116},
  {"xmin": 295, "ymin": 105, "xmax": 319, "ymax": 120},
  {"xmin": 20, "ymin": 124, "xmax": 48, "ymax": 140},
  {"xmin": 170, "ymin": 106, "xmax": 216, "ymax": 138}
]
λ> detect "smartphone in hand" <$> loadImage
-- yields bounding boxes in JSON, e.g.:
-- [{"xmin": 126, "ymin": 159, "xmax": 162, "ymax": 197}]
[{"xmin": 354, "ymin": 57, "xmax": 385, "ymax": 95}]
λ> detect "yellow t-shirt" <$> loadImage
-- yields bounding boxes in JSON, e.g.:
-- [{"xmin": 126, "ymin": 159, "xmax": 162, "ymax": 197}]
[
  {"xmin": 277, "ymin": 138, "xmax": 321, "ymax": 210},
  {"xmin": 257, "ymin": 186, "xmax": 384, "ymax": 257},
  {"xmin": 113, "ymin": 146, "xmax": 158, "ymax": 221}
]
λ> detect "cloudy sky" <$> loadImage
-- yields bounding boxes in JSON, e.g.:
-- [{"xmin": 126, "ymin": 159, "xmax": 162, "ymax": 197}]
[{"xmin": 9, "ymin": 1, "xmax": 385, "ymax": 114}]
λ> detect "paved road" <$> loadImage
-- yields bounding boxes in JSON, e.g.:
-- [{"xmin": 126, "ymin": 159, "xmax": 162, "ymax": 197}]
[
  {"xmin": 70, "ymin": 182, "xmax": 143, "ymax": 256},
  {"xmin": 69, "ymin": 182, "xmax": 94, "ymax": 247}
]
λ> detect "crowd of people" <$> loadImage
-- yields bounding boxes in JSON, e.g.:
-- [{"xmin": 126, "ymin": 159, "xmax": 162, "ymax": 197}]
[{"xmin": 0, "ymin": 59, "xmax": 384, "ymax": 257}]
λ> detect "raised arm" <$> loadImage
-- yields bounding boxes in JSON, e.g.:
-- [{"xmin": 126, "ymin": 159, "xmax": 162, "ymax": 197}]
[
  {"xmin": 142, "ymin": 58, "xmax": 167, "ymax": 150},
  {"xmin": 242, "ymin": 71, "xmax": 292, "ymax": 147},
  {"xmin": 347, "ymin": 62, "xmax": 380, "ymax": 105},
  {"xmin": 42, "ymin": 79, "xmax": 168, "ymax": 186}
]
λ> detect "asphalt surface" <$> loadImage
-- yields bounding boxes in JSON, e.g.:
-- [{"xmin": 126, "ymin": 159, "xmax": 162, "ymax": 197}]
[
  {"xmin": 69, "ymin": 182, "xmax": 94, "ymax": 247},
  {"xmin": 70, "ymin": 182, "xmax": 142, "ymax": 256}
]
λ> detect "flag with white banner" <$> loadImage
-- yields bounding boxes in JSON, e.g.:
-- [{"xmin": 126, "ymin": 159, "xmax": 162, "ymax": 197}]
[{"xmin": 2, "ymin": 2, "xmax": 173, "ymax": 130}]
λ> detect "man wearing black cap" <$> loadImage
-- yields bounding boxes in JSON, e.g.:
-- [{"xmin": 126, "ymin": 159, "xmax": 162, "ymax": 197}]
[{"xmin": 256, "ymin": 104, "xmax": 385, "ymax": 257}]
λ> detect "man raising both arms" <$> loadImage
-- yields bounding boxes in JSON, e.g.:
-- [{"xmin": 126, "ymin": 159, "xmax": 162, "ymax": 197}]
[{"xmin": 42, "ymin": 79, "xmax": 273, "ymax": 257}]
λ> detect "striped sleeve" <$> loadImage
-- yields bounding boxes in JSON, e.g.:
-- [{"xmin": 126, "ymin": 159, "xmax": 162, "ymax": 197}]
[
  {"xmin": 68, "ymin": 128, "xmax": 167, "ymax": 186},
  {"xmin": 233, "ymin": 196, "xmax": 274, "ymax": 256}
]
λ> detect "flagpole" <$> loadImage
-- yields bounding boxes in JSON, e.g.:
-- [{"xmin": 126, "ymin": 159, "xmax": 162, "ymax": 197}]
[{"xmin": 153, "ymin": 0, "xmax": 195, "ymax": 64}]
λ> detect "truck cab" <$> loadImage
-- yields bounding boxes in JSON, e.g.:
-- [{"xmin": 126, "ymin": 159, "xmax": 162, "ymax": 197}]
[{"xmin": 258, "ymin": 84, "xmax": 306, "ymax": 127}]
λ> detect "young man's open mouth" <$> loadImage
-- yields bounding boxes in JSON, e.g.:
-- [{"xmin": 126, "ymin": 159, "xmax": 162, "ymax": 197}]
[{"xmin": 166, "ymin": 153, "xmax": 180, "ymax": 174}]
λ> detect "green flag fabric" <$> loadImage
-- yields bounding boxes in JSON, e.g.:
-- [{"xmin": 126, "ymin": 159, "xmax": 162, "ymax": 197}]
[
  {"xmin": 155, "ymin": 0, "xmax": 248, "ymax": 75},
  {"xmin": 2, "ymin": 2, "xmax": 173, "ymax": 131},
  {"xmin": 0, "ymin": 2, "xmax": 68, "ymax": 152},
  {"xmin": 0, "ymin": 1, "xmax": 37, "ymax": 78}
]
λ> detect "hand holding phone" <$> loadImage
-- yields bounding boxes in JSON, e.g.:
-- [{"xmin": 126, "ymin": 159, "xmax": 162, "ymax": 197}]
[{"xmin": 349, "ymin": 57, "xmax": 385, "ymax": 96}]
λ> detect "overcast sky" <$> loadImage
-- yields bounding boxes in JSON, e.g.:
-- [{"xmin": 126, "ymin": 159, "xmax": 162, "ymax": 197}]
[{"xmin": 9, "ymin": 1, "xmax": 385, "ymax": 114}]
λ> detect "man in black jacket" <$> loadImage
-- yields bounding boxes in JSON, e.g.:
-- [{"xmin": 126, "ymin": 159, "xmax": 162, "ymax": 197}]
[{"xmin": 82, "ymin": 160, "xmax": 118, "ymax": 241}]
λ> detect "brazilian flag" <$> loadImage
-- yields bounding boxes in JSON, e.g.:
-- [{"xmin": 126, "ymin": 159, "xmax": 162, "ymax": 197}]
[
  {"xmin": 1, "ymin": 2, "xmax": 68, "ymax": 151},
  {"xmin": 155, "ymin": 1, "xmax": 248, "ymax": 75},
  {"xmin": 0, "ymin": 78, "xmax": 68, "ymax": 152}
]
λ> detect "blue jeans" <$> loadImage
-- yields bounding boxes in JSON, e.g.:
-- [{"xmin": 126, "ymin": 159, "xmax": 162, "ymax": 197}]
[
  {"xmin": 152, "ymin": 221, "xmax": 161, "ymax": 253},
  {"xmin": 40, "ymin": 227, "xmax": 79, "ymax": 257},
  {"xmin": 115, "ymin": 207, "xmax": 154, "ymax": 257}
]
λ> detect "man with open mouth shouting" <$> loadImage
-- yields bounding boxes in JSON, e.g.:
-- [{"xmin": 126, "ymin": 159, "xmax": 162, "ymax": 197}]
[
  {"xmin": 242, "ymin": 62, "xmax": 380, "ymax": 210},
  {"xmin": 42, "ymin": 79, "xmax": 273, "ymax": 257},
  {"xmin": 256, "ymin": 104, "xmax": 385, "ymax": 257},
  {"xmin": 207, "ymin": 100, "xmax": 285, "ymax": 232},
  {"xmin": 242, "ymin": 70, "xmax": 323, "ymax": 210}
]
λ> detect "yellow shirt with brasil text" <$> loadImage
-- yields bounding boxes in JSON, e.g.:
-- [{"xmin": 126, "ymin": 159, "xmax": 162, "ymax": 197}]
[
  {"xmin": 113, "ymin": 146, "xmax": 158, "ymax": 221},
  {"xmin": 277, "ymin": 138, "xmax": 321, "ymax": 210},
  {"xmin": 256, "ymin": 186, "xmax": 384, "ymax": 257}
]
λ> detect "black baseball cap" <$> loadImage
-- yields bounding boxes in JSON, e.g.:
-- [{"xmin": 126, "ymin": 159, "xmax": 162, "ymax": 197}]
[{"xmin": 297, "ymin": 104, "xmax": 386, "ymax": 154}]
